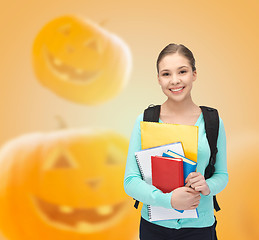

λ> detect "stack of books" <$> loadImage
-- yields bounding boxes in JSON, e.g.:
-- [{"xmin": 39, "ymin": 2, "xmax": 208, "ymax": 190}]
[{"xmin": 135, "ymin": 121, "xmax": 199, "ymax": 222}]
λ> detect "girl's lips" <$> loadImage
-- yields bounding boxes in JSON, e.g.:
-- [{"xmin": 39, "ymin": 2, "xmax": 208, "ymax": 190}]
[{"xmin": 169, "ymin": 87, "xmax": 185, "ymax": 93}]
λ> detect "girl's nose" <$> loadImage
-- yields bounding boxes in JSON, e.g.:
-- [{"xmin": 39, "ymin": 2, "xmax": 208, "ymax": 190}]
[{"xmin": 169, "ymin": 74, "xmax": 181, "ymax": 85}]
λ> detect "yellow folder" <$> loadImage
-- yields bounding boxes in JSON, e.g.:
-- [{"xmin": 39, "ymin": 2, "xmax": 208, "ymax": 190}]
[{"xmin": 140, "ymin": 121, "xmax": 199, "ymax": 162}]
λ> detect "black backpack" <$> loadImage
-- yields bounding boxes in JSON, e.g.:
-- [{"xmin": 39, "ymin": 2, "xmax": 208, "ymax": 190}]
[{"xmin": 134, "ymin": 104, "xmax": 220, "ymax": 212}]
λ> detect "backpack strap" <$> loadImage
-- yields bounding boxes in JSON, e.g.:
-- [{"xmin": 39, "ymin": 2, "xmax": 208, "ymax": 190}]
[
  {"xmin": 143, "ymin": 104, "xmax": 161, "ymax": 122},
  {"xmin": 134, "ymin": 104, "xmax": 161, "ymax": 209},
  {"xmin": 200, "ymin": 106, "xmax": 220, "ymax": 211}
]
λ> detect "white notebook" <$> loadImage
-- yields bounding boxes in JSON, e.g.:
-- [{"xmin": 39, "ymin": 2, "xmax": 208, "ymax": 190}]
[
  {"xmin": 135, "ymin": 142, "xmax": 198, "ymax": 221},
  {"xmin": 149, "ymin": 206, "xmax": 198, "ymax": 221}
]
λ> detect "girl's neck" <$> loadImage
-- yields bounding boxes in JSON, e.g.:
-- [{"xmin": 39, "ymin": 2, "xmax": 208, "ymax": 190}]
[{"xmin": 162, "ymin": 98, "xmax": 199, "ymax": 116}]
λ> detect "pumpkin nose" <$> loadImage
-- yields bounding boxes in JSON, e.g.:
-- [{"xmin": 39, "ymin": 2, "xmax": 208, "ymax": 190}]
[{"xmin": 85, "ymin": 177, "xmax": 102, "ymax": 190}]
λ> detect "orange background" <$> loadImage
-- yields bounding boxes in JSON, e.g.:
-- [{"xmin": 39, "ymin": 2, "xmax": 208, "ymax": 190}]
[{"xmin": 0, "ymin": 0, "xmax": 259, "ymax": 239}]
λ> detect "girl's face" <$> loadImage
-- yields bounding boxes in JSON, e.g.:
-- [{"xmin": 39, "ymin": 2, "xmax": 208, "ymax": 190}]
[{"xmin": 157, "ymin": 53, "xmax": 197, "ymax": 103}]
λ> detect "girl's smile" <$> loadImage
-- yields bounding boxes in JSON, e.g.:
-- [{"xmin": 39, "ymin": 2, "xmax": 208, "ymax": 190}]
[{"xmin": 169, "ymin": 86, "xmax": 185, "ymax": 93}]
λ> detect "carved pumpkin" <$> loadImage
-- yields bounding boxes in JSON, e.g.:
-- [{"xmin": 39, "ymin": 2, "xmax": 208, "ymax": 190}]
[
  {"xmin": 0, "ymin": 129, "xmax": 139, "ymax": 239},
  {"xmin": 216, "ymin": 133, "xmax": 259, "ymax": 239},
  {"xmin": 32, "ymin": 15, "xmax": 132, "ymax": 105}
]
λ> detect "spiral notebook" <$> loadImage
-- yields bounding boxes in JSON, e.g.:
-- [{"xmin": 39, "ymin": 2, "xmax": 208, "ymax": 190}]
[{"xmin": 135, "ymin": 142, "xmax": 199, "ymax": 221}]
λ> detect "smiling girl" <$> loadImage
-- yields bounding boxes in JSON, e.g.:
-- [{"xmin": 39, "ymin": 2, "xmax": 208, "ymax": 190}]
[{"xmin": 124, "ymin": 43, "xmax": 228, "ymax": 240}]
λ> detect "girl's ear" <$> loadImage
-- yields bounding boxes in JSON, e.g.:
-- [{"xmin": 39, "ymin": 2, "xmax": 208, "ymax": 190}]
[
  {"xmin": 157, "ymin": 73, "xmax": 161, "ymax": 85},
  {"xmin": 193, "ymin": 70, "xmax": 197, "ymax": 82}
]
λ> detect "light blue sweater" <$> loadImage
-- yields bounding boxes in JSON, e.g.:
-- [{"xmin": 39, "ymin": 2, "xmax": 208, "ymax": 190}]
[{"xmin": 124, "ymin": 111, "xmax": 228, "ymax": 229}]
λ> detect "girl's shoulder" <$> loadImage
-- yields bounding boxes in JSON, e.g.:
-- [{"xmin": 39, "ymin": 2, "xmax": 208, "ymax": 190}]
[
  {"xmin": 135, "ymin": 113, "xmax": 144, "ymax": 125},
  {"xmin": 131, "ymin": 113, "xmax": 144, "ymax": 128}
]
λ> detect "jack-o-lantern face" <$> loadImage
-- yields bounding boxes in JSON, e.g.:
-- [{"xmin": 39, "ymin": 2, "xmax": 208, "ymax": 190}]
[
  {"xmin": 32, "ymin": 15, "xmax": 132, "ymax": 105},
  {"xmin": 0, "ymin": 129, "xmax": 139, "ymax": 239}
]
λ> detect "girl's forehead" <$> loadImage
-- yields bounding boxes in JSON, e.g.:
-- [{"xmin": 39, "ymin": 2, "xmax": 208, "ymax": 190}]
[{"xmin": 159, "ymin": 54, "xmax": 191, "ymax": 69}]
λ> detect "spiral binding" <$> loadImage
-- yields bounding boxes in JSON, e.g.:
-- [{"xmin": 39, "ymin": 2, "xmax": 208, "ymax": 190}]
[
  {"xmin": 135, "ymin": 154, "xmax": 145, "ymax": 181},
  {"xmin": 148, "ymin": 205, "xmax": 152, "ymax": 220},
  {"xmin": 135, "ymin": 154, "xmax": 153, "ymax": 220}
]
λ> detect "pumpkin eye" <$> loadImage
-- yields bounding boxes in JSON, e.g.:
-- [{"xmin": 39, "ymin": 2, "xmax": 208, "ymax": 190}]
[
  {"xmin": 44, "ymin": 148, "xmax": 77, "ymax": 170},
  {"xmin": 52, "ymin": 154, "xmax": 75, "ymax": 169},
  {"xmin": 58, "ymin": 24, "xmax": 71, "ymax": 36},
  {"xmin": 84, "ymin": 38, "xmax": 102, "ymax": 54},
  {"xmin": 106, "ymin": 143, "xmax": 124, "ymax": 166}
]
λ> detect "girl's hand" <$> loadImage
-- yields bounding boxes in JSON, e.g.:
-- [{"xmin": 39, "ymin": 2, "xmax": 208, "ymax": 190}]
[
  {"xmin": 185, "ymin": 172, "xmax": 210, "ymax": 196},
  {"xmin": 170, "ymin": 186, "xmax": 201, "ymax": 210}
]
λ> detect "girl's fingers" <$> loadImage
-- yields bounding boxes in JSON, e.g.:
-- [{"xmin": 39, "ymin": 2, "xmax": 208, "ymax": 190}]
[
  {"xmin": 190, "ymin": 203, "xmax": 199, "ymax": 209},
  {"xmin": 189, "ymin": 179, "xmax": 206, "ymax": 189},
  {"xmin": 193, "ymin": 182, "xmax": 209, "ymax": 193},
  {"xmin": 188, "ymin": 175, "xmax": 203, "ymax": 184},
  {"xmin": 185, "ymin": 181, "xmax": 191, "ymax": 187},
  {"xmin": 186, "ymin": 175, "xmax": 205, "ymax": 189},
  {"xmin": 185, "ymin": 172, "xmax": 199, "ymax": 183},
  {"xmin": 185, "ymin": 187, "xmax": 199, "ymax": 194},
  {"xmin": 192, "ymin": 199, "xmax": 200, "ymax": 208},
  {"xmin": 194, "ymin": 186, "xmax": 204, "ymax": 192}
]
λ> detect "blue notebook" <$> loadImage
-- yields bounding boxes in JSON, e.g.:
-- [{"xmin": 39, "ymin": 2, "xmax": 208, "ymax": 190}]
[{"xmin": 162, "ymin": 150, "xmax": 197, "ymax": 182}]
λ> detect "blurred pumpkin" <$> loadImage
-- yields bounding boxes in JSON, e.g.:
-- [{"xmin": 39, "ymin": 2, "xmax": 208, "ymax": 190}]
[
  {"xmin": 32, "ymin": 15, "xmax": 132, "ymax": 105},
  {"xmin": 0, "ymin": 129, "xmax": 139, "ymax": 240},
  {"xmin": 216, "ymin": 132, "xmax": 259, "ymax": 239}
]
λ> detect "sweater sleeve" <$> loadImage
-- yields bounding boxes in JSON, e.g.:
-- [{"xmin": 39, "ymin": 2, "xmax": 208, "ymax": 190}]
[
  {"xmin": 206, "ymin": 117, "xmax": 229, "ymax": 196},
  {"xmin": 123, "ymin": 113, "xmax": 173, "ymax": 209}
]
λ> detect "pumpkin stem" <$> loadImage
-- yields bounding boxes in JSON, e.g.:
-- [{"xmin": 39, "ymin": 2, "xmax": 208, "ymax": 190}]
[
  {"xmin": 99, "ymin": 19, "xmax": 109, "ymax": 26},
  {"xmin": 55, "ymin": 115, "xmax": 67, "ymax": 129}
]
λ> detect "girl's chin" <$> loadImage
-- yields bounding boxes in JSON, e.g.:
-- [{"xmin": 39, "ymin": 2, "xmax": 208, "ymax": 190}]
[{"xmin": 164, "ymin": 92, "xmax": 191, "ymax": 103}]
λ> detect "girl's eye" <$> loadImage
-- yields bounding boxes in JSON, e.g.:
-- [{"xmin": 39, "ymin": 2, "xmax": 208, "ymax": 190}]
[
  {"xmin": 162, "ymin": 73, "xmax": 169, "ymax": 76},
  {"xmin": 180, "ymin": 70, "xmax": 187, "ymax": 74}
]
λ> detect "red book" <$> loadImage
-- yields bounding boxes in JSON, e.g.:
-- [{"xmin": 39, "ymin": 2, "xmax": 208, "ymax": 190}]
[{"xmin": 151, "ymin": 156, "xmax": 184, "ymax": 193}]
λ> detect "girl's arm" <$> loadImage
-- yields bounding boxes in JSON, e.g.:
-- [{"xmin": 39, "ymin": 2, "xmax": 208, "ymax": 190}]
[{"xmin": 123, "ymin": 113, "xmax": 173, "ymax": 209}]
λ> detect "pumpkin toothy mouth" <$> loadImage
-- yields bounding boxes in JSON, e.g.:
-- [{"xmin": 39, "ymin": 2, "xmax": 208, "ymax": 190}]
[
  {"xmin": 43, "ymin": 47, "xmax": 102, "ymax": 83},
  {"xmin": 32, "ymin": 196, "xmax": 130, "ymax": 233}
]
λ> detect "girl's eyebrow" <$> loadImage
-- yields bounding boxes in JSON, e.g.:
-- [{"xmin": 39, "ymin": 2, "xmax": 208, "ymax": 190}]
[{"xmin": 160, "ymin": 66, "xmax": 188, "ymax": 73}]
